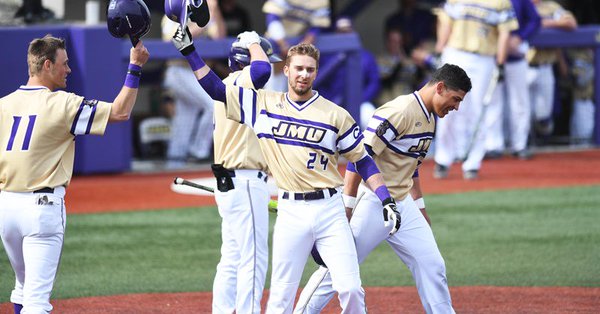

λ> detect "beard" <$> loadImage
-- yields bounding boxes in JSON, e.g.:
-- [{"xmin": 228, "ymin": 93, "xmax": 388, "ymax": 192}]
[{"xmin": 289, "ymin": 79, "xmax": 312, "ymax": 96}]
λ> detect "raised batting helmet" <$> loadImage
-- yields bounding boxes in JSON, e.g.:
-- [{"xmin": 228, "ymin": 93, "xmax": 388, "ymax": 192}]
[
  {"xmin": 228, "ymin": 37, "xmax": 283, "ymax": 71},
  {"xmin": 107, "ymin": 0, "xmax": 151, "ymax": 46},
  {"xmin": 165, "ymin": 0, "xmax": 210, "ymax": 28}
]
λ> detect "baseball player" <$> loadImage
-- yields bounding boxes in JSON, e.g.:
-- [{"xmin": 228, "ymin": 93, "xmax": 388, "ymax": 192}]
[
  {"xmin": 484, "ymin": 0, "xmax": 541, "ymax": 160},
  {"xmin": 0, "ymin": 31, "xmax": 149, "ymax": 314},
  {"xmin": 526, "ymin": 0, "xmax": 577, "ymax": 137},
  {"xmin": 172, "ymin": 26, "xmax": 400, "ymax": 313},
  {"xmin": 295, "ymin": 64, "xmax": 472, "ymax": 314},
  {"xmin": 211, "ymin": 32, "xmax": 282, "ymax": 314},
  {"xmin": 433, "ymin": 0, "xmax": 518, "ymax": 180}
]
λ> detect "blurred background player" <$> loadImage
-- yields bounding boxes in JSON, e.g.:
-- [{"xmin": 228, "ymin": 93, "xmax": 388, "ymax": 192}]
[
  {"xmin": 261, "ymin": 0, "xmax": 332, "ymax": 92},
  {"xmin": 566, "ymin": 48, "xmax": 595, "ymax": 146},
  {"xmin": 315, "ymin": 17, "xmax": 380, "ymax": 130},
  {"xmin": 484, "ymin": 0, "xmax": 541, "ymax": 160},
  {"xmin": 526, "ymin": 0, "xmax": 577, "ymax": 139},
  {"xmin": 161, "ymin": 0, "xmax": 225, "ymax": 168},
  {"xmin": 211, "ymin": 31, "xmax": 281, "ymax": 314},
  {"xmin": 433, "ymin": 0, "xmax": 517, "ymax": 180},
  {"xmin": 0, "ymin": 33, "xmax": 149, "ymax": 313},
  {"xmin": 295, "ymin": 64, "xmax": 471, "ymax": 314},
  {"xmin": 171, "ymin": 26, "xmax": 401, "ymax": 312}
]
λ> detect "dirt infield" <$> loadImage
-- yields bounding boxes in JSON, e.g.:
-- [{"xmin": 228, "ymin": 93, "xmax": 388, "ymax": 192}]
[{"xmin": 2, "ymin": 150, "xmax": 600, "ymax": 312}]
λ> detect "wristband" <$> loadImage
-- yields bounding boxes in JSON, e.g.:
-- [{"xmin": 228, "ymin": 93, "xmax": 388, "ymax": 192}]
[
  {"xmin": 124, "ymin": 63, "xmax": 141, "ymax": 88},
  {"xmin": 414, "ymin": 197, "xmax": 425, "ymax": 209},
  {"xmin": 185, "ymin": 51, "xmax": 206, "ymax": 72},
  {"xmin": 342, "ymin": 194, "xmax": 357, "ymax": 209},
  {"xmin": 374, "ymin": 185, "xmax": 391, "ymax": 203}
]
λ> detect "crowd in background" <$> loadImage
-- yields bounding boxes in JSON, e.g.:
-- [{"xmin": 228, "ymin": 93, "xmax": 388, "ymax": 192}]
[{"xmin": 2, "ymin": 0, "xmax": 598, "ymax": 176}]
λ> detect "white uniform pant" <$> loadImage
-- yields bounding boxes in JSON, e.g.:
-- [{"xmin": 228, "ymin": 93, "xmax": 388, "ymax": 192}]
[
  {"xmin": 0, "ymin": 187, "xmax": 66, "ymax": 314},
  {"xmin": 163, "ymin": 65, "xmax": 214, "ymax": 160},
  {"xmin": 485, "ymin": 59, "xmax": 532, "ymax": 152},
  {"xmin": 570, "ymin": 98, "xmax": 595, "ymax": 142},
  {"xmin": 527, "ymin": 64, "xmax": 555, "ymax": 122},
  {"xmin": 294, "ymin": 187, "xmax": 454, "ymax": 314},
  {"xmin": 267, "ymin": 190, "xmax": 365, "ymax": 314},
  {"xmin": 435, "ymin": 48, "xmax": 495, "ymax": 171},
  {"xmin": 212, "ymin": 170, "xmax": 270, "ymax": 314}
]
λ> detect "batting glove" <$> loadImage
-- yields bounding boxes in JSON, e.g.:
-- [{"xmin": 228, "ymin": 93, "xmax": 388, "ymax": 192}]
[
  {"xmin": 382, "ymin": 197, "xmax": 401, "ymax": 236},
  {"xmin": 172, "ymin": 26, "xmax": 195, "ymax": 56},
  {"xmin": 233, "ymin": 31, "xmax": 261, "ymax": 49}
]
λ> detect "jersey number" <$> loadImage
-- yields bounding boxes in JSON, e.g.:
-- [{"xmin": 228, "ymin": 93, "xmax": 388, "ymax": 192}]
[
  {"xmin": 6, "ymin": 115, "xmax": 37, "ymax": 151},
  {"xmin": 307, "ymin": 152, "xmax": 329, "ymax": 170}
]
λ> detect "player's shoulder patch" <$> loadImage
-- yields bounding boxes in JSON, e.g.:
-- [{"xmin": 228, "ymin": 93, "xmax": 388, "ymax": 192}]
[
  {"xmin": 376, "ymin": 120, "xmax": 391, "ymax": 137},
  {"xmin": 82, "ymin": 99, "xmax": 99, "ymax": 107}
]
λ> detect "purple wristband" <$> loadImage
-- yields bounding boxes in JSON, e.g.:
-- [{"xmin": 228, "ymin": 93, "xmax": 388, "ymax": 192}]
[
  {"xmin": 186, "ymin": 51, "xmax": 206, "ymax": 71},
  {"xmin": 346, "ymin": 161, "xmax": 357, "ymax": 173},
  {"xmin": 124, "ymin": 63, "xmax": 141, "ymax": 88},
  {"xmin": 374, "ymin": 185, "xmax": 391, "ymax": 202}
]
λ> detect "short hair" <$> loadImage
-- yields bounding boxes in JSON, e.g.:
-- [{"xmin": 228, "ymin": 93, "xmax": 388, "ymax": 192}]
[
  {"xmin": 286, "ymin": 43, "xmax": 320, "ymax": 69},
  {"xmin": 429, "ymin": 63, "xmax": 472, "ymax": 93},
  {"xmin": 27, "ymin": 34, "xmax": 66, "ymax": 76}
]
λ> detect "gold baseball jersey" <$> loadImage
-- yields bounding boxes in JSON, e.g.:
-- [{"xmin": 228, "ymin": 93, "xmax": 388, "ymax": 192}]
[
  {"xmin": 440, "ymin": 0, "xmax": 518, "ymax": 56},
  {"xmin": 214, "ymin": 66, "xmax": 269, "ymax": 172},
  {"xmin": 224, "ymin": 86, "xmax": 366, "ymax": 192},
  {"xmin": 0, "ymin": 86, "xmax": 110, "ymax": 191},
  {"xmin": 262, "ymin": 0, "xmax": 330, "ymax": 37},
  {"xmin": 363, "ymin": 92, "xmax": 434, "ymax": 200},
  {"xmin": 527, "ymin": 1, "xmax": 573, "ymax": 65}
]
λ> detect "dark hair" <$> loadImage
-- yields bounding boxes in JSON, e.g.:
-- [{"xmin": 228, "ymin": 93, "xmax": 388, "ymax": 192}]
[
  {"xmin": 286, "ymin": 43, "xmax": 320, "ymax": 69},
  {"xmin": 27, "ymin": 34, "xmax": 66, "ymax": 76},
  {"xmin": 429, "ymin": 63, "xmax": 472, "ymax": 93}
]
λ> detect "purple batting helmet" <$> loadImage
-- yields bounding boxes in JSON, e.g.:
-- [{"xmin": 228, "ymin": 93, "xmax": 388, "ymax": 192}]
[
  {"xmin": 228, "ymin": 36, "xmax": 283, "ymax": 71},
  {"xmin": 165, "ymin": 0, "xmax": 210, "ymax": 28},
  {"xmin": 107, "ymin": 0, "xmax": 151, "ymax": 46}
]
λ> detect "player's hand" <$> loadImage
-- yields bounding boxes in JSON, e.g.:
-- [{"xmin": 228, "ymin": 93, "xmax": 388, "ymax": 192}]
[
  {"xmin": 233, "ymin": 31, "xmax": 261, "ymax": 49},
  {"xmin": 382, "ymin": 197, "xmax": 401, "ymax": 235},
  {"xmin": 172, "ymin": 26, "xmax": 195, "ymax": 56},
  {"xmin": 130, "ymin": 41, "xmax": 149, "ymax": 67}
]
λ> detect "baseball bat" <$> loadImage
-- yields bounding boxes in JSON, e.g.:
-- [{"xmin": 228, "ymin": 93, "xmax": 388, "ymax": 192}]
[
  {"xmin": 173, "ymin": 177, "xmax": 214, "ymax": 193},
  {"xmin": 173, "ymin": 177, "xmax": 278, "ymax": 212}
]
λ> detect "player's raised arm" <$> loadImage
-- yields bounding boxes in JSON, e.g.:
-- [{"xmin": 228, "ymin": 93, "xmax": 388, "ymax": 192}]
[
  {"xmin": 109, "ymin": 41, "xmax": 149, "ymax": 122},
  {"xmin": 171, "ymin": 27, "xmax": 271, "ymax": 102}
]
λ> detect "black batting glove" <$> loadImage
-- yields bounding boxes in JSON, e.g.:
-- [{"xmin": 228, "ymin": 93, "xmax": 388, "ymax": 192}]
[
  {"xmin": 382, "ymin": 197, "xmax": 401, "ymax": 236},
  {"xmin": 172, "ymin": 26, "xmax": 195, "ymax": 56}
]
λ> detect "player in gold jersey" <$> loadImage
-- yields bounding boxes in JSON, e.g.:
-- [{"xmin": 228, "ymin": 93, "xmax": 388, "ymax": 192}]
[
  {"xmin": 0, "ymin": 35, "xmax": 148, "ymax": 313},
  {"xmin": 211, "ymin": 31, "xmax": 281, "ymax": 314},
  {"xmin": 527, "ymin": 0, "xmax": 577, "ymax": 137},
  {"xmin": 295, "ymin": 64, "xmax": 471, "ymax": 314},
  {"xmin": 434, "ymin": 0, "xmax": 518, "ymax": 180},
  {"xmin": 172, "ymin": 26, "xmax": 400, "ymax": 313}
]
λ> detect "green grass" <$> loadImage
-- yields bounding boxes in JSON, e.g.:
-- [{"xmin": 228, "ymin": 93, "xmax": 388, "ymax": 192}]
[{"xmin": 1, "ymin": 185, "xmax": 599, "ymax": 301}]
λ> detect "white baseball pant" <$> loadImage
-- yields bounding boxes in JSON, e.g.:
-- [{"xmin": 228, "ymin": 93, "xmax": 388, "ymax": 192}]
[
  {"xmin": 570, "ymin": 98, "xmax": 595, "ymax": 142},
  {"xmin": 212, "ymin": 169, "xmax": 270, "ymax": 314},
  {"xmin": 435, "ymin": 48, "xmax": 495, "ymax": 171},
  {"xmin": 0, "ymin": 187, "xmax": 66, "ymax": 314},
  {"xmin": 485, "ymin": 58, "xmax": 532, "ymax": 152},
  {"xmin": 527, "ymin": 64, "xmax": 555, "ymax": 123},
  {"xmin": 294, "ymin": 186, "xmax": 454, "ymax": 314},
  {"xmin": 267, "ymin": 189, "xmax": 365, "ymax": 314}
]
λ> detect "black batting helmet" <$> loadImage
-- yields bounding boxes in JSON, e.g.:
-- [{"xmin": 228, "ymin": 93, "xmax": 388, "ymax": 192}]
[
  {"xmin": 228, "ymin": 37, "xmax": 282, "ymax": 71},
  {"xmin": 107, "ymin": 0, "xmax": 151, "ymax": 46}
]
